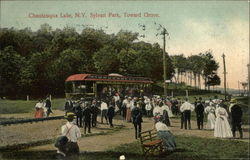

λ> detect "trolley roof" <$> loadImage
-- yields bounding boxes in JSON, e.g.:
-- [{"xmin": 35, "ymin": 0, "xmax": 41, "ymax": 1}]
[{"xmin": 65, "ymin": 74, "xmax": 153, "ymax": 84}]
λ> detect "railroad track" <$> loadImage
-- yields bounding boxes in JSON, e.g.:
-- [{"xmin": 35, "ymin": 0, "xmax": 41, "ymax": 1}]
[{"xmin": 0, "ymin": 116, "xmax": 64, "ymax": 126}]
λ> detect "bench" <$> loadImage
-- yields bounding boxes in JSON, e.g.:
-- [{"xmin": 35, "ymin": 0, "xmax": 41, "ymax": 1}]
[{"xmin": 139, "ymin": 129, "xmax": 163, "ymax": 155}]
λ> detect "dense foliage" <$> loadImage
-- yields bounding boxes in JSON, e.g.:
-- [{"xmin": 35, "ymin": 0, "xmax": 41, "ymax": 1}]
[{"xmin": 0, "ymin": 24, "xmax": 220, "ymax": 98}]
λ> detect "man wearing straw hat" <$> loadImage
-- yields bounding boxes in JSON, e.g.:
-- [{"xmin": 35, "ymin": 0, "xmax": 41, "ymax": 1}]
[{"xmin": 55, "ymin": 112, "xmax": 81, "ymax": 157}]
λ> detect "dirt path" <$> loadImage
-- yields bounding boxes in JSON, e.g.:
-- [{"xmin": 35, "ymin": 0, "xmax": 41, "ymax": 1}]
[
  {"xmin": 0, "ymin": 110, "xmax": 65, "ymax": 147},
  {"xmin": 0, "ymin": 110, "xmax": 64, "ymax": 119},
  {"xmin": 27, "ymin": 117, "xmax": 249, "ymax": 152},
  {"xmin": 27, "ymin": 118, "xmax": 155, "ymax": 152},
  {"xmin": 1, "ymin": 112, "xmax": 248, "ymax": 152}
]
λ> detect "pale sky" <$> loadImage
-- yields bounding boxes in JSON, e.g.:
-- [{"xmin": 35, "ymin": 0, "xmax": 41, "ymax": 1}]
[{"xmin": 1, "ymin": 0, "xmax": 249, "ymax": 89}]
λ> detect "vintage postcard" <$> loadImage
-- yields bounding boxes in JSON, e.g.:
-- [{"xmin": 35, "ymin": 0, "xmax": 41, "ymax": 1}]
[{"xmin": 0, "ymin": 0, "xmax": 249, "ymax": 159}]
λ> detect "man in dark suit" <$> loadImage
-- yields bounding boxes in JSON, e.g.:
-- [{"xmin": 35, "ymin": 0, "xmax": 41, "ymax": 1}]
[
  {"xmin": 91, "ymin": 99, "xmax": 99, "ymax": 127},
  {"xmin": 74, "ymin": 100, "xmax": 83, "ymax": 127},
  {"xmin": 230, "ymin": 99, "xmax": 243, "ymax": 139},
  {"xmin": 107, "ymin": 100, "xmax": 115, "ymax": 128},
  {"xmin": 171, "ymin": 98, "xmax": 179, "ymax": 116},
  {"xmin": 65, "ymin": 99, "xmax": 73, "ymax": 113},
  {"xmin": 82, "ymin": 102, "xmax": 93, "ymax": 134},
  {"xmin": 195, "ymin": 97, "xmax": 205, "ymax": 130},
  {"xmin": 45, "ymin": 96, "xmax": 53, "ymax": 117},
  {"xmin": 131, "ymin": 102, "xmax": 143, "ymax": 139}
]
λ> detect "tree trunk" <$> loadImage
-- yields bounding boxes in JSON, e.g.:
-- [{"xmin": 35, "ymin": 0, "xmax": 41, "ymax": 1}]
[
  {"xmin": 194, "ymin": 73, "xmax": 197, "ymax": 88},
  {"xmin": 177, "ymin": 73, "xmax": 179, "ymax": 83},
  {"xmin": 185, "ymin": 72, "xmax": 188, "ymax": 85},
  {"xmin": 180, "ymin": 72, "xmax": 182, "ymax": 83},
  {"xmin": 190, "ymin": 72, "xmax": 192, "ymax": 86},
  {"xmin": 198, "ymin": 74, "xmax": 201, "ymax": 90},
  {"xmin": 204, "ymin": 77, "xmax": 207, "ymax": 90}
]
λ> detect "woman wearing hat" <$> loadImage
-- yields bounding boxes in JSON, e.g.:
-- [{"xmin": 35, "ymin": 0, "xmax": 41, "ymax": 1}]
[
  {"xmin": 34, "ymin": 99, "xmax": 45, "ymax": 118},
  {"xmin": 56, "ymin": 112, "xmax": 81, "ymax": 157}
]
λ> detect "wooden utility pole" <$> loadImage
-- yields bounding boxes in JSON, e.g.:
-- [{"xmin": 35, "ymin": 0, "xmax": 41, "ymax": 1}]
[
  {"xmin": 162, "ymin": 28, "xmax": 167, "ymax": 96},
  {"xmin": 238, "ymin": 80, "xmax": 240, "ymax": 95},
  {"xmin": 154, "ymin": 23, "xmax": 169, "ymax": 97},
  {"xmin": 222, "ymin": 53, "xmax": 227, "ymax": 100},
  {"xmin": 248, "ymin": 64, "xmax": 250, "ymax": 98}
]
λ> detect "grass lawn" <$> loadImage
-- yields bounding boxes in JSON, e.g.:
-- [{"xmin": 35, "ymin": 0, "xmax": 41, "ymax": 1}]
[
  {"xmin": 1, "ymin": 135, "xmax": 248, "ymax": 160},
  {"xmin": 104, "ymin": 135, "xmax": 249, "ymax": 160},
  {"xmin": 0, "ymin": 99, "xmax": 65, "ymax": 114}
]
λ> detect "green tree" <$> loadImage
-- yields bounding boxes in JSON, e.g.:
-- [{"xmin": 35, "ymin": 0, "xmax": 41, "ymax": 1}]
[
  {"xmin": 50, "ymin": 49, "xmax": 88, "ymax": 94},
  {"xmin": 114, "ymin": 30, "xmax": 139, "ymax": 53},
  {"xmin": 188, "ymin": 55, "xmax": 205, "ymax": 89},
  {"xmin": 19, "ymin": 51, "xmax": 53, "ymax": 96},
  {"xmin": 80, "ymin": 28, "xmax": 112, "ymax": 72},
  {"xmin": 50, "ymin": 27, "xmax": 81, "ymax": 56},
  {"xmin": 0, "ymin": 28, "xmax": 35, "ymax": 57},
  {"xmin": 207, "ymin": 74, "xmax": 221, "ymax": 90},
  {"xmin": 201, "ymin": 50, "xmax": 219, "ymax": 90},
  {"xmin": 171, "ymin": 54, "xmax": 188, "ymax": 83},
  {"xmin": 33, "ymin": 24, "xmax": 53, "ymax": 53},
  {"xmin": 93, "ymin": 45, "xmax": 120, "ymax": 73},
  {"xmin": 0, "ymin": 46, "xmax": 25, "ymax": 97},
  {"xmin": 118, "ymin": 48, "xmax": 138, "ymax": 74}
]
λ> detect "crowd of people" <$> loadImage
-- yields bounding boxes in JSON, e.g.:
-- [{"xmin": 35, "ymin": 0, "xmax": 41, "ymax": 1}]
[{"xmin": 54, "ymin": 93, "xmax": 243, "ymax": 157}]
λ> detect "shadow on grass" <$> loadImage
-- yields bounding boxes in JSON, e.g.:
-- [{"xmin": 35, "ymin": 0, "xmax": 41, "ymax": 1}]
[{"xmin": 0, "ymin": 148, "xmax": 191, "ymax": 160}]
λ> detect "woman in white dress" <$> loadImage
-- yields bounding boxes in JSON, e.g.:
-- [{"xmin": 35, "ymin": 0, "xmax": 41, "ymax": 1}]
[
  {"xmin": 161, "ymin": 101, "xmax": 172, "ymax": 126},
  {"xmin": 205, "ymin": 102, "xmax": 216, "ymax": 130},
  {"xmin": 153, "ymin": 103, "xmax": 163, "ymax": 123},
  {"xmin": 214, "ymin": 104, "xmax": 233, "ymax": 138},
  {"xmin": 144, "ymin": 97, "xmax": 152, "ymax": 117},
  {"xmin": 153, "ymin": 104, "xmax": 163, "ymax": 117},
  {"xmin": 162, "ymin": 100, "xmax": 173, "ymax": 118},
  {"xmin": 126, "ymin": 98, "xmax": 133, "ymax": 122}
]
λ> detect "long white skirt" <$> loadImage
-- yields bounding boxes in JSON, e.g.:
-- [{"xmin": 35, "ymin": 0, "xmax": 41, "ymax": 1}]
[
  {"xmin": 206, "ymin": 113, "xmax": 215, "ymax": 129},
  {"xmin": 168, "ymin": 109, "xmax": 174, "ymax": 118},
  {"xmin": 214, "ymin": 116, "xmax": 232, "ymax": 138}
]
